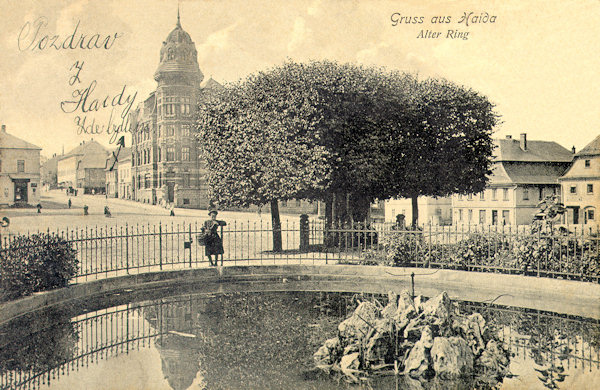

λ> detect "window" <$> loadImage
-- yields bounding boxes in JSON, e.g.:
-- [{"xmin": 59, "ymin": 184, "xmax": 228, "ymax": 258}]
[
  {"xmin": 158, "ymin": 147, "xmax": 161, "ymax": 162},
  {"xmin": 479, "ymin": 210, "xmax": 486, "ymax": 224},
  {"xmin": 467, "ymin": 193, "xmax": 473, "ymax": 200},
  {"xmin": 281, "ymin": 200, "xmax": 288, "ymax": 207},
  {"xmin": 538, "ymin": 187, "xmax": 543, "ymax": 201},
  {"xmin": 585, "ymin": 159, "xmax": 591, "ymax": 168},
  {"xmin": 182, "ymin": 147, "xmax": 190, "ymax": 161},
  {"xmin": 183, "ymin": 198, "xmax": 190, "ymax": 205},
  {"xmin": 523, "ymin": 188, "xmax": 529, "ymax": 200},
  {"xmin": 17, "ymin": 160, "xmax": 24, "ymax": 173},
  {"xmin": 492, "ymin": 210, "xmax": 498, "ymax": 225},
  {"xmin": 296, "ymin": 199, "xmax": 302, "ymax": 207},
  {"xmin": 479, "ymin": 191, "xmax": 485, "ymax": 200},
  {"xmin": 468, "ymin": 209, "xmax": 473, "ymax": 222},
  {"xmin": 0, "ymin": 159, "xmax": 2, "ymax": 172},
  {"xmin": 570, "ymin": 186, "xmax": 577, "ymax": 194},
  {"xmin": 144, "ymin": 174, "xmax": 151, "ymax": 189},
  {"xmin": 492, "ymin": 189, "xmax": 497, "ymax": 200},
  {"xmin": 158, "ymin": 125, "xmax": 162, "ymax": 137},
  {"xmin": 167, "ymin": 147, "xmax": 175, "ymax": 161},
  {"xmin": 164, "ymin": 97, "xmax": 178, "ymax": 116},
  {"xmin": 588, "ymin": 209, "xmax": 595, "ymax": 220},
  {"xmin": 167, "ymin": 125, "xmax": 175, "ymax": 136},
  {"xmin": 503, "ymin": 188, "xmax": 509, "ymax": 200},
  {"xmin": 458, "ymin": 209, "xmax": 463, "ymax": 221},
  {"xmin": 502, "ymin": 210, "xmax": 510, "ymax": 224},
  {"xmin": 588, "ymin": 184, "xmax": 594, "ymax": 194},
  {"xmin": 181, "ymin": 97, "xmax": 191, "ymax": 115},
  {"xmin": 457, "ymin": 194, "xmax": 463, "ymax": 200},
  {"xmin": 181, "ymin": 124, "xmax": 190, "ymax": 136}
]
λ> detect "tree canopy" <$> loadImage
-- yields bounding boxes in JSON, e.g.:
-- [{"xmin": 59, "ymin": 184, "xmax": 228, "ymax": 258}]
[{"xmin": 195, "ymin": 60, "xmax": 499, "ymax": 232}]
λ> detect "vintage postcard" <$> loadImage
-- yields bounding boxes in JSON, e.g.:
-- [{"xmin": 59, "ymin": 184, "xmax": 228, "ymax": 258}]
[{"xmin": 1, "ymin": 0, "xmax": 599, "ymax": 389}]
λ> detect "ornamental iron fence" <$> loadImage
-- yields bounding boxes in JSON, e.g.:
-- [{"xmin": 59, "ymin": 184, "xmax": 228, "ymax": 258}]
[{"xmin": 0, "ymin": 221, "xmax": 599, "ymax": 284}]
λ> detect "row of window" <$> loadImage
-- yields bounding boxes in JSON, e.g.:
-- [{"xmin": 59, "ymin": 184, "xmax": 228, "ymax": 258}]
[
  {"xmin": 458, "ymin": 188, "xmax": 511, "ymax": 201},
  {"xmin": 0, "ymin": 159, "xmax": 25, "ymax": 173},
  {"xmin": 132, "ymin": 124, "xmax": 192, "ymax": 143},
  {"xmin": 457, "ymin": 209, "xmax": 510, "ymax": 225},
  {"xmin": 134, "ymin": 172, "xmax": 193, "ymax": 189},
  {"xmin": 458, "ymin": 187, "xmax": 561, "ymax": 202},
  {"xmin": 569, "ymin": 184, "xmax": 594, "ymax": 195},
  {"xmin": 133, "ymin": 147, "xmax": 191, "ymax": 165},
  {"xmin": 157, "ymin": 97, "xmax": 192, "ymax": 117}
]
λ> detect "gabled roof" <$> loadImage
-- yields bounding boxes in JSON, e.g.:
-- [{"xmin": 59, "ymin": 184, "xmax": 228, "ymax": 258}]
[
  {"xmin": 0, "ymin": 131, "xmax": 41, "ymax": 150},
  {"xmin": 501, "ymin": 162, "xmax": 569, "ymax": 185},
  {"xmin": 494, "ymin": 138, "xmax": 573, "ymax": 163},
  {"xmin": 119, "ymin": 147, "xmax": 132, "ymax": 162},
  {"xmin": 575, "ymin": 134, "xmax": 600, "ymax": 157},
  {"xmin": 61, "ymin": 140, "xmax": 108, "ymax": 160},
  {"xmin": 78, "ymin": 152, "xmax": 108, "ymax": 170},
  {"xmin": 201, "ymin": 77, "xmax": 223, "ymax": 91}
]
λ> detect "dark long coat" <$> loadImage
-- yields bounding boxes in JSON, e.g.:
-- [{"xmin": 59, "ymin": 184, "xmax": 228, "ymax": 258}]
[{"xmin": 203, "ymin": 219, "xmax": 226, "ymax": 255}]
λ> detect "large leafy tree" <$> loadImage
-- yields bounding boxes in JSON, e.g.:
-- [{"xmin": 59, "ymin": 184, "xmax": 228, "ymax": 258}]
[
  {"xmin": 387, "ymin": 78, "xmax": 498, "ymax": 227},
  {"xmin": 196, "ymin": 61, "xmax": 498, "ymax": 250}
]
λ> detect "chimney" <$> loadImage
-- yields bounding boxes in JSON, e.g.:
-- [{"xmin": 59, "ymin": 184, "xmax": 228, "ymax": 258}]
[
  {"xmin": 1, "ymin": 124, "xmax": 5, "ymax": 133},
  {"xmin": 505, "ymin": 135, "xmax": 512, "ymax": 139},
  {"xmin": 572, "ymin": 146, "xmax": 576, "ymax": 154},
  {"xmin": 519, "ymin": 133, "xmax": 527, "ymax": 151}
]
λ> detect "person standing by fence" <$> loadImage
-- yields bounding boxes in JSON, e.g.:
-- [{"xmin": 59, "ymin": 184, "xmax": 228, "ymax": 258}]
[{"xmin": 201, "ymin": 209, "xmax": 226, "ymax": 266}]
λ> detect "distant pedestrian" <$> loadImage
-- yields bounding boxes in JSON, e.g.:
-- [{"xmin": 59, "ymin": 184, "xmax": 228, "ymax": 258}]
[
  {"xmin": 201, "ymin": 209, "xmax": 227, "ymax": 266},
  {"xmin": 68, "ymin": 199, "xmax": 72, "ymax": 209},
  {"xmin": 36, "ymin": 203, "xmax": 42, "ymax": 214},
  {"xmin": 104, "ymin": 206, "xmax": 111, "ymax": 218},
  {"xmin": 83, "ymin": 205, "xmax": 89, "ymax": 216}
]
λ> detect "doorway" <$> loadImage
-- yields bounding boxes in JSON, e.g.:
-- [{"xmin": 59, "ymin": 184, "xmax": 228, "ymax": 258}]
[{"xmin": 13, "ymin": 179, "xmax": 29, "ymax": 204}]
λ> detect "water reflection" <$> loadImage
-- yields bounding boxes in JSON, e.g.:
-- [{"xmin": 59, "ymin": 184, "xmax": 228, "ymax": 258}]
[{"xmin": 0, "ymin": 292, "xmax": 598, "ymax": 390}]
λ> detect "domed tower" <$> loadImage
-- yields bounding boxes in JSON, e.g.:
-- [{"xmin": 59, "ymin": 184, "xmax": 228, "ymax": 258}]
[
  {"xmin": 151, "ymin": 10, "xmax": 207, "ymax": 208},
  {"xmin": 154, "ymin": 11, "xmax": 203, "ymax": 86}
]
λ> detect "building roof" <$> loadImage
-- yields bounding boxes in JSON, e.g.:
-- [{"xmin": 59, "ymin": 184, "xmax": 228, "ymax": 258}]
[
  {"xmin": 201, "ymin": 77, "xmax": 223, "ymax": 91},
  {"xmin": 501, "ymin": 162, "xmax": 569, "ymax": 185},
  {"xmin": 78, "ymin": 152, "xmax": 108, "ymax": 170},
  {"xmin": 575, "ymin": 134, "xmax": 600, "ymax": 157},
  {"xmin": 119, "ymin": 147, "xmax": 132, "ymax": 162},
  {"xmin": 0, "ymin": 130, "xmax": 41, "ymax": 150},
  {"xmin": 60, "ymin": 140, "xmax": 108, "ymax": 160},
  {"xmin": 494, "ymin": 138, "xmax": 573, "ymax": 163}
]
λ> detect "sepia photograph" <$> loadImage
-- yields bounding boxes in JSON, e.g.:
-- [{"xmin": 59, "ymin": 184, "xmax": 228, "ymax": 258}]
[{"xmin": 0, "ymin": 0, "xmax": 599, "ymax": 389}]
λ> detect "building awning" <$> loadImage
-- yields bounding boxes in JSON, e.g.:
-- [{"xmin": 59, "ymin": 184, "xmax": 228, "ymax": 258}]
[{"xmin": 8, "ymin": 175, "xmax": 32, "ymax": 181}]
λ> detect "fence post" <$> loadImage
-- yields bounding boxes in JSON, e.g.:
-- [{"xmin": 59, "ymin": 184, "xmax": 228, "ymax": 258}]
[
  {"xmin": 125, "ymin": 224, "xmax": 129, "ymax": 274},
  {"xmin": 159, "ymin": 223, "xmax": 163, "ymax": 271},
  {"xmin": 189, "ymin": 223, "xmax": 192, "ymax": 267},
  {"xmin": 299, "ymin": 214, "xmax": 309, "ymax": 251}
]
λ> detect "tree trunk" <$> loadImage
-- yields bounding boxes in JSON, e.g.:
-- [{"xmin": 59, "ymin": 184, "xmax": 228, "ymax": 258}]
[
  {"xmin": 270, "ymin": 199, "xmax": 282, "ymax": 252},
  {"xmin": 411, "ymin": 195, "xmax": 419, "ymax": 228},
  {"xmin": 325, "ymin": 194, "xmax": 333, "ymax": 229}
]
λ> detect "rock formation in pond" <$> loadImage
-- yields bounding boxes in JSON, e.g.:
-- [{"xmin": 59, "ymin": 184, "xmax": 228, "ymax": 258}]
[{"xmin": 314, "ymin": 290, "xmax": 511, "ymax": 387}]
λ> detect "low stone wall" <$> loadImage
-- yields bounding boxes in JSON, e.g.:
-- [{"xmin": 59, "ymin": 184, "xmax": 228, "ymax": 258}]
[{"xmin": 2, "ymin": 265, "xmax": 600, "ymax": 326}]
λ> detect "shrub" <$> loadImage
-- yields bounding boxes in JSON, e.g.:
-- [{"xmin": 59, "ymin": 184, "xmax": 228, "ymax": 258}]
[{"xmin": 0, "ymin": 233, "xmax": 78, "ymax": 301}]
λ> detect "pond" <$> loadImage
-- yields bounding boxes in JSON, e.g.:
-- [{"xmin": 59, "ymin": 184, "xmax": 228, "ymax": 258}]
[{"xmin": 1, "ymin": 288, "xmax": 599, "ymax": 390}]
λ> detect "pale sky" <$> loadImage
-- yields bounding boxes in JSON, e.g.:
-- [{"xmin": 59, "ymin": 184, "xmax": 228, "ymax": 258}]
[{"xmin": 0, "ymin": 0, "xmax": 599, "ymax": 157}]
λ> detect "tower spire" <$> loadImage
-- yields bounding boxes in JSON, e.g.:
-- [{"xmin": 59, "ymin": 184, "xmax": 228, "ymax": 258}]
[{"xmin": 177, "ymin": 3, "xmax": 181, "ymax": 27}]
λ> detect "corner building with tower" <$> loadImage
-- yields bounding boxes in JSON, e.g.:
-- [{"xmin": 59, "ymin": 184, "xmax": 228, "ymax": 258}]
[{"xmin": 130, "ymin": 14, "xmax": 220, "ymax": 208}]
